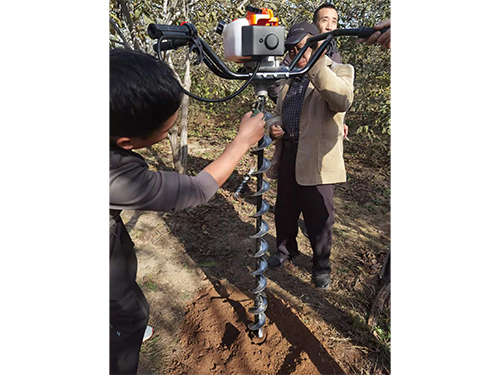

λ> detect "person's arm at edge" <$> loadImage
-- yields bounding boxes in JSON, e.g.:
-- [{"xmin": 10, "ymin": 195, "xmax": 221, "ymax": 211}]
[{"xmin": 358, "ymin": 19, "xmax": 391, "ymax": 49}]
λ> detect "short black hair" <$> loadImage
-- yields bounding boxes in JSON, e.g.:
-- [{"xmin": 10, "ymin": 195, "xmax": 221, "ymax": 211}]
[
  {"xmin": 110, "ymin": 48, "xmax": 183, "ymax": 139},
  {"xmin": 313, "ymin": 3, "xmax": 337, "ymax": 25}
]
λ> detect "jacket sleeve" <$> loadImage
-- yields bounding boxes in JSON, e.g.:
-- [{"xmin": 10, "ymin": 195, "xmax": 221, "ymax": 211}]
[
  {"xmin": 267, "ymin": 81, "xmax": 280, "ymax": 104},
  {"xmin": 268, "ymin": 79, "xmax": 287, "ymax": 137},
  {"xmin": 307, "ymin": 56, "xmax": 354, "ymax": 113},
  {"xmin": 110, "ymin": 157, "xmax": 219, "ymax": 212}
]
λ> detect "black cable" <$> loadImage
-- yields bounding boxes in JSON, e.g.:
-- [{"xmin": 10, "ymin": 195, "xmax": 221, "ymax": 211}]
[
  {"xmin": 156, "ymin": 35, "xmax": 164, "ymax": 62},
  {"xmin": 156, "ymin": 38, "xmax": 261, "ymax": 103},
  {"xmin": 181, "ymin": 60, "xmax": 261, "ymax": 103},
  {"xmin": 202, "ymin": 54, "xmax": 233, "ymax": 80}
]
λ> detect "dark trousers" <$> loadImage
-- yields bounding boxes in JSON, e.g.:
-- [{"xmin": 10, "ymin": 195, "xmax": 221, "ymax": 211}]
[
  {"xmin": 275, "ymin": 144, "xmax": 335, "ymax": 276},
  {"xmin": 110, "ymin": 283, "xmax": 149, "ymax": 375},
  {"xmin": 110, "ymin": 214, "xmax": 150, "ymax": 374}
]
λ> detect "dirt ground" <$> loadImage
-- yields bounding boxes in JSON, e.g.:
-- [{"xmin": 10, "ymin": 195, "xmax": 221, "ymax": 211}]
[{"xmin": 125, "ymin": 113, "xmax": 391, "ymax": 375}]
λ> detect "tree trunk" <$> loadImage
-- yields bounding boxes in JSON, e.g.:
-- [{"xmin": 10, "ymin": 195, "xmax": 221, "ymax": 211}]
[
  {"xmin": 167, "ymin": 124, "xmax": 180, "ymax": 171},
  {"xmin": 109, "ymin": 17, "xmax": 133, "ymax": 49},
  {"xmin": 367, "ymin": 251, "xmax": 390, "ymax": 328},
  {"xmin": 177, "ymin": 58, "xmax": 191, "ymax": 175},
  {"xmin": 117, "ymin": 0, "xmax": 141, "ymax": 50},
  {"xmin": 161, "ymin": 0, "xmax": 193, "ymax": 175}
]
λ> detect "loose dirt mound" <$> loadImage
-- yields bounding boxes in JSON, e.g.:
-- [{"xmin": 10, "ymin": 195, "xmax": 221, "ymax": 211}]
[
  {"xmin": 134, "ymin": 122, "xmax": 391, "ymax": 374},
  {"xmin": 165, "ymin": 280, "xmax": 345, "ymax": 375}
]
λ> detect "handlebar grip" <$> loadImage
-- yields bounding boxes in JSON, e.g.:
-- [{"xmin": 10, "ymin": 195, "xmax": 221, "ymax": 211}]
[
  {"xmin": 357, "ymin": 26, "xmax": 390, "ymax": 39},
  {"xmin": 147, "ymin": 23, "xmax": 192, "ymax": 39},
  {"xmin": 153, "ymin": 39, "xmax": 190, "ymax": 52}
]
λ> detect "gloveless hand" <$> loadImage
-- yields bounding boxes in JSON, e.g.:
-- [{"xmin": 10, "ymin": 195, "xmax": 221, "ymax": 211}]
[
  {"xmin": 236, "ymin": 111, "xmax": 265, "ymax": 147},
  {"xmin": 270, "ymin": 123, "xmax": 285, "ymax": 140}
]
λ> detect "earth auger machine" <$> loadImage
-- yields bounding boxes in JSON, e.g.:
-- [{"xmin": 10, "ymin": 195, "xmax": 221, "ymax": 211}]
[{"xmin": 148, "ymin": 4, "xmax": 387, "ymax": 340}]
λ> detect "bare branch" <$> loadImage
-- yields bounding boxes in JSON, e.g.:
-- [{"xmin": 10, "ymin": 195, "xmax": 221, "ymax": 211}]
[
  {"xmin": 110, "ymin": 38, "xmax": 126, "ymax": 46},
  {"xmin": 163, "ymin": 0, "xmax": 200, "ymax": 25},
  {"xmin": 237, "ymin": 0, "xmax": 249, "ymax": 13},
  {"xmin": 163, "ymin": 0, "xmax": 181, "ymax": 24},
  {"xmin": 186, "ymin": 0, "xmax": 201, "ymax": 10},
  {"xmin": 166, "ymin": 54, "xmax": 184, "ymax": 86},
  {"xmin": 117, "ymin": 0, "xmax": 141, "ymax": 50},
  {"xmin": 109, "ymin": 17, "xmax": 132, "ymax": 49},
  {"xmin": 170, "ymin": 11, "xmax": 182, "ymax": 22}
]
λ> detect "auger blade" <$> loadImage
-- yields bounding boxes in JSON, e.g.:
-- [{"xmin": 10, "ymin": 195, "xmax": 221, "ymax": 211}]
[
  {"xmin": 249, "ymin": 219, "xmax": 269, "ymax": 239},
  {"xmin": 251, "ymin": 180, "xmax": 270, "ymax": 197},
  {"xmin": 247, "ymin": 312, "xmax": 266, "ymax": 331},
  {"xmin": 251, "ymin": 135, "xmax": 272, "ymax": 153},
  {"xmin": 252, "ymin": 157, "xmax": 271, "ymax": 175},
  {"xmin": 234, "ymin": 168, "xmax": 255, "ymax": 199},
  {"xmin": 251, "ymin": 274, "xmax": 267, "ymax": 294},
  {"xmin": 256, "ymin": 327, "xmax": 264, "ymax": 338},
  {"xmin": 248, "ymin": 295, "xmax": 268, "ymax": 315},
  {"xmin": 250, "ymin": 199, "xmax": 270, "ymax": 218},
  {"xmin": 251, "ymin": 257, "xmax": 268, "ymax": 276},
  {"xmin": 250, "ymin": 238, "xmax": 268, "ymax": 258}
]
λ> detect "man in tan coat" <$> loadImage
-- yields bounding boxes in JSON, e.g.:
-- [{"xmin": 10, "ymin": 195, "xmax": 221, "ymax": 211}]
[{"xmin": 267, "ymin": 22, "xmax": 354, "ymax": 289}]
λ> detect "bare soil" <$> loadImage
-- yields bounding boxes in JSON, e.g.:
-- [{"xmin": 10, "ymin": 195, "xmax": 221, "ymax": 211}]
[{"xmin": 125, "ymin": 109, "xmax": 391, "ymax": 375}]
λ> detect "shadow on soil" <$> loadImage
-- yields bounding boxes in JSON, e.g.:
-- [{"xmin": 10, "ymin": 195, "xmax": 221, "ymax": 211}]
[
  {"xmin": 209, "ymin": 277, "xmax": 345, "ymax": 375},
  {"xmin": 137, "ymin": 282, "xmax": 187, "ymax": 372},
  {"xmin": 143, "ymin": 154, "xmax": 389, "ymax": 374}
]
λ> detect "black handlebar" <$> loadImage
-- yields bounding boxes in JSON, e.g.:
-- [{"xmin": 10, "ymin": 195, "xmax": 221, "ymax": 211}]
[
  {"xmin": 148, "ymin": 23, "xmax": 388, "ymax": 81},
  {"xmin": 147, "ymin": 23, "xmax": 196, "ymax": 40},
  {"xmin": 304, "ymin": 26, "xmax": 389, "ymax": 44},
  {"xmin": 349, "ymin": 26, "xmax": 389, "ymax": 39}
]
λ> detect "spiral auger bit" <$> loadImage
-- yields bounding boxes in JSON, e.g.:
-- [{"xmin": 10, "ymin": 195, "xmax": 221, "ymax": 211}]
[{"xmin": 246, "ymin": 96, "xmax": 272, "ymax": 340}]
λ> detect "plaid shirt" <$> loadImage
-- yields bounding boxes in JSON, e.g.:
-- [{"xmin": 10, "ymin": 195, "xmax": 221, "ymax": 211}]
[{"xmin": 282, "ymin": 74, "xmax": 310, "ymax": 142}]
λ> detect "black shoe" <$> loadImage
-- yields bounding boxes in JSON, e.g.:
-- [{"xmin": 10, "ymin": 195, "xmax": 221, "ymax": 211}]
[
  {"xmin": 268, "ymin": 254, "xmax": 287, "ymax": 267},
  {"xmin": 314, "ymin": 274, "xmax": 331, "ymax": 289}
]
